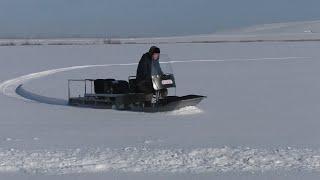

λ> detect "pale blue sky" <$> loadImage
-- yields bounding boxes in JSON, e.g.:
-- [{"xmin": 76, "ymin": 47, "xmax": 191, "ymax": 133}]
[{"xmin": 0, "ymin": 0, "xmax": 319, "ymax": 38}]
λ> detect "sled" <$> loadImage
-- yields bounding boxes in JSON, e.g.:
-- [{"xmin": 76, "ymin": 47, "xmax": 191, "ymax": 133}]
[{"xmin": 68, "ymin": 59, "xmax": 206, "ymax": 112}]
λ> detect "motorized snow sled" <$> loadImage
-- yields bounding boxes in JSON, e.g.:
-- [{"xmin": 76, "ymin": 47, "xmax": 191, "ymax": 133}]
[{"xmin": 68, "ymin": 59, "xmax": 206, "ymax": 112}]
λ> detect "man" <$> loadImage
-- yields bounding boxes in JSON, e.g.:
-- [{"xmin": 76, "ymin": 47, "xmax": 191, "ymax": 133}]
[{"xmin": 136, "ymin": 46, "xmax": 163, "ymax": 94}]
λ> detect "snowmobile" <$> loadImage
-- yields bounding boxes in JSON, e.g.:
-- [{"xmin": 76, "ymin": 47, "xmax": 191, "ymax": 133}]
[{"xmin": 68, "ymin": 59, "xmax": 206, "ymax": 112}]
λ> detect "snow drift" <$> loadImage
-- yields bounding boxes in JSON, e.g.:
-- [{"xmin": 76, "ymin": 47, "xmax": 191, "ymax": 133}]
[{"xmin": 1, "ymin": 146, "xmax": 320, "ymax": 175}]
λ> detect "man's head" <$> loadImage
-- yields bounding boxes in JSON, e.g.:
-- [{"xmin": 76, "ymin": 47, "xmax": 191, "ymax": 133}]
[{"xmin": 149, "ymin": 46, "xmax": 160, "ymax": 61}]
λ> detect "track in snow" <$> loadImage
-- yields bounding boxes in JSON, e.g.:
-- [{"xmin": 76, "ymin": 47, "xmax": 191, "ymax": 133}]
[
  {"xmin": 0, "ymin": 56, "xmax": 309, "ymax": 103},
  {"xmin": 0, "ymin": 56, "xmax": 312, "ymax": 116}
]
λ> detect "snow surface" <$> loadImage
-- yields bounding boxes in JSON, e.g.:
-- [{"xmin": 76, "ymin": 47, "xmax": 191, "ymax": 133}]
[
  {"xmin": 1, "ymin": 21, "xmax": 320, "ymax": 179},
  {"xmin": 1, "ymin": 147, "xmax": 320, "ymax": 175}
]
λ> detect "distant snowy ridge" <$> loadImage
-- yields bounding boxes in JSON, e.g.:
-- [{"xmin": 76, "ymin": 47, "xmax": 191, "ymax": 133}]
[
  {"xmin": 1, "ymin": 146, "xmax": 320, "ymax": 175},
  {"xmin": 1, "ymin": 33, "xmax": 320, "ymax": 46},
  {"xmin": 223, "ymin": 20, "xmax": 320, "ymax": 35},
  {"xmin": 1, "ymin": 20, "xmax": 320, "ymax": 46}
]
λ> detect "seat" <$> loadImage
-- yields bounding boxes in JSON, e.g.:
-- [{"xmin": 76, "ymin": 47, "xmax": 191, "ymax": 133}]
[{"xmin": 94, "ymin": 79, "xmax": 115, "ymax": 94}]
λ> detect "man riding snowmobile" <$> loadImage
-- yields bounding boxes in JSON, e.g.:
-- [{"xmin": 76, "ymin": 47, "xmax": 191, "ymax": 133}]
[
  {"xmin": 68, "ymin": 46, "xmax": 206, "ymax": 112},
  {"xmin": 136, "ymin": 46, "xmax": 166, "ymax": 95}
]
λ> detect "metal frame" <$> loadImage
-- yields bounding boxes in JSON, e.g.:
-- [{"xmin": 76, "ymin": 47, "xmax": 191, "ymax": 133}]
[
  {"xmin": 68, "ymin": 79, "xmax": 95, "ymax": 99},
  {"xmin": 68, "ymin": 74, "xmax": 177, "ymax": 108},
  {"xmin": 67, "ymin": 76, "xmax": 205, "ymax": 112}
]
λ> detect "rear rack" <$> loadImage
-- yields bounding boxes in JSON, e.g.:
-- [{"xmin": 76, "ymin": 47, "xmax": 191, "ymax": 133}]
[
  {"xmin": 67, "ymin": 77, "xmax": 139, "ymax": 99},
  {"xmin": 68, "ymin": 79, "xmax": 96, "ymax": 99}
]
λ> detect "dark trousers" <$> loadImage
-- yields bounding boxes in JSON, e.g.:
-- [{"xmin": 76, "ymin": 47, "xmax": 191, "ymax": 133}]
[{"xmin": 137, "ymin": 80, "xmax": 154, "ymax": 94}]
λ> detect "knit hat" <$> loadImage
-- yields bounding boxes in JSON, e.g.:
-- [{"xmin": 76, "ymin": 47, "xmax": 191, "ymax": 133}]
[{"xmin": 149, "ymin": 46, "xmax": 160, "ymax": 55}]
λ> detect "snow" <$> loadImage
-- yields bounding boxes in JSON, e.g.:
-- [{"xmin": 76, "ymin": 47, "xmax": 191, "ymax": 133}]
[
  {"xmin": 1, "ymin": 56, "xmax": 307, "ymax": 105},
  {"xmin": 1, "ymin": 21, "xmax": 320, "ymax": 179},
  {"xmin": 1, "ymin": 147, "xmax": 320, "ymax": 175}
]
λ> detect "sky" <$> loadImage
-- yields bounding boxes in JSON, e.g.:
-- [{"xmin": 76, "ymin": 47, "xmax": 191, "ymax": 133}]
[{"xmin": 0, "ymin": 0, "xmax": 320, "ymax": 38}]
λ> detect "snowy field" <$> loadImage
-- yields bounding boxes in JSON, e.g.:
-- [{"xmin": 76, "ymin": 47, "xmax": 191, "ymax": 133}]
[{"xmin": 1, "ymin": 23, "xmax": 320, "ymax": 179}]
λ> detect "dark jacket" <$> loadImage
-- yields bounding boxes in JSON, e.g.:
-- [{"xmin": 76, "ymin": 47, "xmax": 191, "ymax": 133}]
[{"xmin": 136, "ymin": 52, "xmax": 152, "ymax": 82}]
